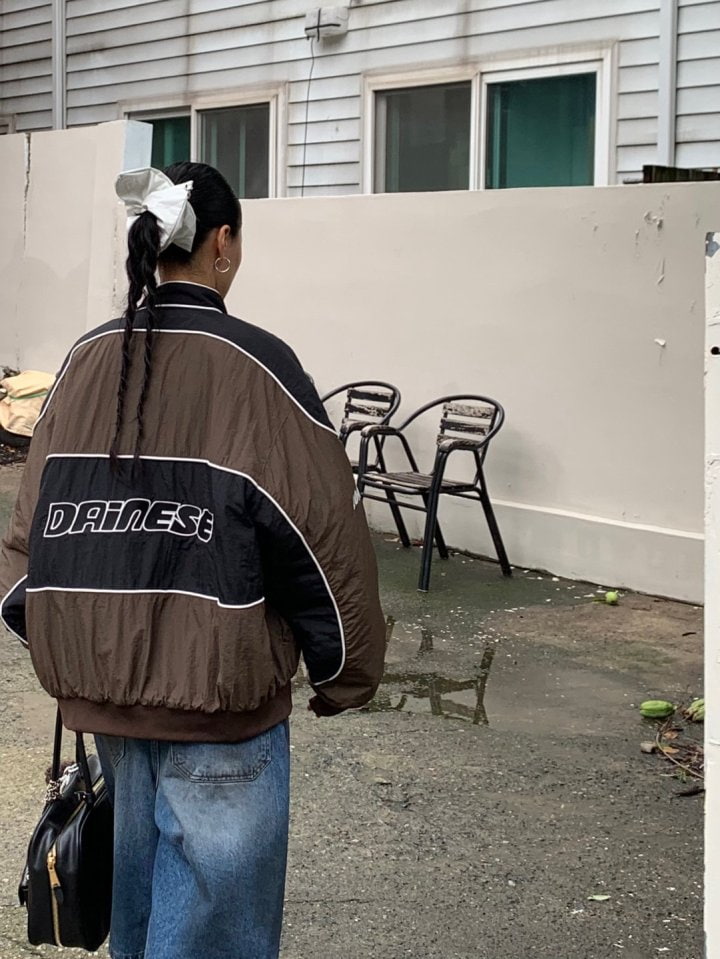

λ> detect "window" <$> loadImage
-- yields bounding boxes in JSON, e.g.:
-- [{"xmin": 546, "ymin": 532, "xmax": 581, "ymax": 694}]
[
  {"xmin": 375, "ymin": 82, "xmax": 471, "ymax": 192},
  {"xmin": 147, "ymin": 115, "xmax": 191, "ymax": 169},
  {"xmin": 200, "ymin": 104, "xmax": 270, "ymax": 199},
  {"xmin": 366, "ymin": 52, "xmax": 611, "ymax": 192},
  {"xmin": 485, "ymin": 73, "xmax": 596, "ymax": 189},
  {"xmin": 127, "ymin": 94, "xmax": 281, "ymax": 197},
  {"xmin": 130, "ymin": 111, "xmax": 192, "ymax": 169}
]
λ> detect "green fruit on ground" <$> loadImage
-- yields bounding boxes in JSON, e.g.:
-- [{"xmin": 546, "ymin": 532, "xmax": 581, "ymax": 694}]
[
  {"xmin": 605, "ymin": 591, "xmax": 619, "ymax": 605},
  {"xmin": 686, "ymin": 698, "xmax": 705, "ymax": 722},
  {"xmin": 640, "ymin": 700, "xmax": 675, "ymax": 719}
]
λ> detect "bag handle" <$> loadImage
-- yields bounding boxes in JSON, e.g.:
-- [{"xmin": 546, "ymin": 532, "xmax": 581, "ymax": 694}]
[
  {"xmin": 50, "ymin": 707, "xmax": 63, "ymax": 782},
  {"xmin": 75, "ymin": 729, "xmax": 96, "ymax": 805},
  {"xmin": 50, "ymin": 706, "xmax": 97, "ymax": 806}
]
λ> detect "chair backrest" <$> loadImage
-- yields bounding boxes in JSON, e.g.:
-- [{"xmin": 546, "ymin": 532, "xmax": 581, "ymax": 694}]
[
  {"xmin": 321, "ymin": 381, "xmax": 401, "ymax": 434},
  {"xmin": 392, "ymin": 394, "xmax": 503, "ymax": 478},
  {"xmin": 343, "ymin": 386, "xmax": 399, "ymax": 430},
  {"xmin": 438, "ymin": 400, "xmax": 499, "ymax": 448}
]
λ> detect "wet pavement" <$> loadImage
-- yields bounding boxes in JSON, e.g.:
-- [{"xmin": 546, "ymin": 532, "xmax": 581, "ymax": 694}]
[{"xmin": 0, "ymin": 468, "xmax": 705, "ymax": 958}]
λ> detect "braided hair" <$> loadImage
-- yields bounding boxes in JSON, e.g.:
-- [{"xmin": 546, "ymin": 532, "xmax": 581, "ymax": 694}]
[{"xmin": 109, "ymin": 163, "xmax": 241, "ymax": 471}]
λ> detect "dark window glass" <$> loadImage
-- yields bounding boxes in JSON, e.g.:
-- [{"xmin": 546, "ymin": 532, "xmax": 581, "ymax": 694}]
[
  {"xmin": 200, "ymin": 104, "xmax": 270, "ymax": 198},
  {"xmin": 376, "ymin": 82, "xmax": 471, "ymax": 193},
  {"xmin": 486, "ymin": 73, "xmax": 596, "ymax": 189},
  {"xmin": 145, "ymin": 116, "xmax": 191, "ymax": 169}
]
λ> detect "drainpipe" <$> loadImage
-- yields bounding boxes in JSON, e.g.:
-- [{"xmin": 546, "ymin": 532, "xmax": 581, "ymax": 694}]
[
  {"xmin": 51, "ymin": 0, "xmax": 67, "ymax": 129},
  {"xmin": 705, "ymin": 234, "xmax": 720, "ymax": 959},
  {"xmin": 657, "ymin": 0, "xmax": 678, "ymax": 167}
]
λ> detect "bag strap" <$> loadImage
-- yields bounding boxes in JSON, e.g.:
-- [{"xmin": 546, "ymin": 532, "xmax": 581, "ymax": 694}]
[
  {"xmin": 75, "ymin": 729, "xmax": 96, "ymax": 805},
  {"xmin": 50, "ymin": 706, "xmax": 97, "ymax": 806},
  {"xmin": 50, "ymin": 707, "xmax": 63, "ymax": 782}
]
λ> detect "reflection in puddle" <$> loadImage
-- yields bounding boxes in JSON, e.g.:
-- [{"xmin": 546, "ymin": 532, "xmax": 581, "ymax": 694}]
[{"xmin": 371, "ymin": 618, "xmax": 495, "ymax": 725}]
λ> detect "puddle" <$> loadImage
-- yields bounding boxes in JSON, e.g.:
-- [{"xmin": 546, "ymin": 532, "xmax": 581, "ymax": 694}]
[
  {"xmin": 363, "ymin": 616, "xmax": 648, "ymax": 737},
  {"xmin": 367, "ymin": 665, "xmax": 494, "ymax": 725},
  {"xmin": 294, "ymin": 539, "xmax": 702, "ymax": 736},
  {"xmin": 370, "ymin": 619, "xmax": 494, "ymax": 725}
]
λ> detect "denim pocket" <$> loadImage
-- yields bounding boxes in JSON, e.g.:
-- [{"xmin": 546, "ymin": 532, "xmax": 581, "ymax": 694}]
[{"xmin": 169, "ymin": 732, "xmax": 272, "ymax": 784}]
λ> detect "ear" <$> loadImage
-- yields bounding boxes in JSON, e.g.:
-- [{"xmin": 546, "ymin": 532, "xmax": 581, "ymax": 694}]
[{"xmin": 217, "ymin": 225, "xmax": 233, "ymax": 255}]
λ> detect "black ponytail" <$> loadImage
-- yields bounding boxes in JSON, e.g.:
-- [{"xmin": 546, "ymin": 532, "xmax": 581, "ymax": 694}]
[
  {"xmin": 110, "ymin": 163, "xmax": 240, "ymax": 471},
  {"xmin": 109, "ymin": 211, "xmax": 161, "ymax": 470}
]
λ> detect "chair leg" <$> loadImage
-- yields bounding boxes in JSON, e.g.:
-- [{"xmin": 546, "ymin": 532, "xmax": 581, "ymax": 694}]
[
  {"xmin": 386, "ymin": 491, "xmax": 411, "ymax": 548},
  {"xmin": 433, "ymin": 516, "xmax": 450, "ymax": 559},
  {"xmin": 478, "ymin": 481, "xmax": 511, "ymax": 577},
  {"xmin": 421, "ymin": 492, "xmax": 449, "ymax": 559},
  {"xmin": 418, "ymin": 485, "xmax": 443, "ymax": 591},
  {"xmin": 375, "ymin": 443, "xmax": 411, "ymax": 548}
]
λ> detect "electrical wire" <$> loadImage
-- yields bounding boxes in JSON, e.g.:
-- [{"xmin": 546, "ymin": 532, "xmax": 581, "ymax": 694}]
[{"xmin": 301, "ymin": 36, "xmax": 317, "ymax": 197}]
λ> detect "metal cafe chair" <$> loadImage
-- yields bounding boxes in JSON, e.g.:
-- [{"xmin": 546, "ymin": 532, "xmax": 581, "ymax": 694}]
[
  {"xmin": 321, "ymin": 381, "xmax": 410, "ymax": 547},
  {"xmin": 356, "ymin": 394, "xmax": 511, "ymax": 591},
  {"xmin": 320, "ymin": 381, "xmax": 401, "ymax": 453}
]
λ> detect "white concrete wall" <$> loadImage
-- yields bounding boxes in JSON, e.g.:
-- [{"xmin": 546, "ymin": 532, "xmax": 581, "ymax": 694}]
[
  {"xmin": 0, "ymin": 119, "xmax": 150, "ymax": 372},
  {"xmin": 705, "ymin": 228, "xmax": 720, "ymax": 959},
  {"xmin": 0, "ymin": 132, "xmax": 28, "ymax": 370},
  {"xmin": 231, "ymin": 182, "xmax": 720, "ymax": 602}
]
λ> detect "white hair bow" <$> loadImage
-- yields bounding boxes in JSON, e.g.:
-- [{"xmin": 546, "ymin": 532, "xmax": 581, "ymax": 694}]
[{"xmin": 115, "ymin": 167, "xmax": 197, "ymax": 253}]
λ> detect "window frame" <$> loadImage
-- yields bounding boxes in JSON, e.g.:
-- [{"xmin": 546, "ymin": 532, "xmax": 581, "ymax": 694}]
[
  {"xmin": 479, "ymin": 48, "xmax": 615, "ymax": 190},
  {"xmin": 363, "ymin": 66, "xmax": 481, "ymax": 194},
  {"xmin": 363, "ymin": 47, "xmax": 615, "ymax": 193},
  {"xmin": 121, "ymin": 86, "xmax": 287, "ymax": 198}
]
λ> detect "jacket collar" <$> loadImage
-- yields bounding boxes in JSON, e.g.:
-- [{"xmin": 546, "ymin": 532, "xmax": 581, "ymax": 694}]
[{"xmin": 155, "ymin": 281, "xmax": 227, "ymax": 314}]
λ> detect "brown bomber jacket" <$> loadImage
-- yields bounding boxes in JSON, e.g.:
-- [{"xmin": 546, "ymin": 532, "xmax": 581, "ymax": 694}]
[{"xmin": 0, "ymin": 282, "xmax": 386, "ymax": 741}]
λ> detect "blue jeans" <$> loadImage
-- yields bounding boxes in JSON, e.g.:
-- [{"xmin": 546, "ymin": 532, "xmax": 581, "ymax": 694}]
[{"xmin": 95, "ymin": 722, "xmax": 290, "ymax": 959}]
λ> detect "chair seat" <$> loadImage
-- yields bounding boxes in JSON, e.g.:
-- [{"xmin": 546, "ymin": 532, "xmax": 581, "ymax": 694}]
[{"xmin": 363, "ymin": 471, "xmax": 473, "ymax": 492}]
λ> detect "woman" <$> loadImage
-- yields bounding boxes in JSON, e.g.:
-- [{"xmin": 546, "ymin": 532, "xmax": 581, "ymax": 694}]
[{"xmin": 0, "ymin": 162, "xmax": 385, "ymax": 959}]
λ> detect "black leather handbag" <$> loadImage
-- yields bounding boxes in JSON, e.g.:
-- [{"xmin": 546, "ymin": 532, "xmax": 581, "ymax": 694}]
[{"xmin": 18, "ymin": 708, "xmax": 114, "ymax": 950}]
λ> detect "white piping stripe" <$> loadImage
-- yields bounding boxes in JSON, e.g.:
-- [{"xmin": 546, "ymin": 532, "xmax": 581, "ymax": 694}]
[
  {"xmin": 153, "ymin": 325, "xmax": 336, "ymax": 437},
  {"xmin": 37, "ymin": 316, "xmax": 335, "ymax": 439},
  {"xmin": 43, "ymin": 453, "xmax": 346, "ymax": 684},
  {"xmin": 157, "ymin": 281, "xmax": 219, "ymax": 294},
  {"xmin": 151, "ymin": 304, "xmax": 224, "ymax": 314},
  {"xmin": 26, "ymin": 586, "xmax": 265, "ymax": 611},
  {"xmin": 0, "ymin": 575, "xmax": 29, "ymax": 647}
]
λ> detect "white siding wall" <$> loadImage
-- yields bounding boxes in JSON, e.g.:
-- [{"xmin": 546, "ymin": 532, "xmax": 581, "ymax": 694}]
[
  {"xmin": 0, "ymin": 0, "xmax": 52, "ymax": 132},
  {"xmin": 676, "ymin": 0, "xmax": 720, "ymax": 167},
  {"xmin": 1, "ymin": 0, "xmax": 719, "ymax": 189}
]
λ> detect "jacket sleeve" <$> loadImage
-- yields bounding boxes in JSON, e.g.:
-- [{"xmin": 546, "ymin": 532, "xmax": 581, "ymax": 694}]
[
  {"xmin": 252, "ymin": 407, "xmax": 386, "ymax": 711},
  {"xmin": 0, "ymin": 404, "xmax": 54, "ymax": 646}
]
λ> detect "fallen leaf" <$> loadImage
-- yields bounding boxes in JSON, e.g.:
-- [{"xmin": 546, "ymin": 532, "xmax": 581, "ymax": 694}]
[
  {"xmin": 675, "ymin": 785, "xmax": 704, "ymax": 798},
  {"xmin": 660, "ymin": 746, "xmax": 680, "ymax": 755},
  {"xmin": 662, "ymin": 731, "xmax": 679, "ymax": 740}
]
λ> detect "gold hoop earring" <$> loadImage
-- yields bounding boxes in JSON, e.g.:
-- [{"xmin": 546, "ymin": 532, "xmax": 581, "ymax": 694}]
[{"xmin": 214, "ymin": 256, "xmax": 231, "ymax": 274}]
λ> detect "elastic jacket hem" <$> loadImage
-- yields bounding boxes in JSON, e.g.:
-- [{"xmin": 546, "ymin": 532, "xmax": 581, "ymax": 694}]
[{"xmin": 58, "ymin": 685, "xmax": 292, "ymax": 743}]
